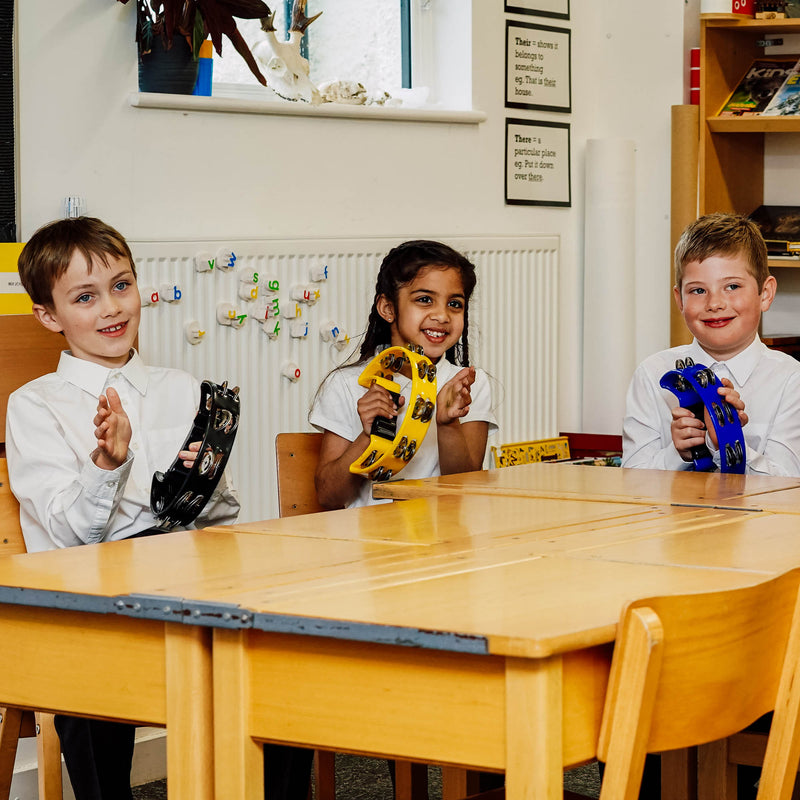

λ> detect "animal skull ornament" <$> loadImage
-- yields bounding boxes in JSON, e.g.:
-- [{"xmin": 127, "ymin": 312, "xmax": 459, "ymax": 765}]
[{"xmin": 253, "ymin": 0, "xmax": 323, "ymax": 103}]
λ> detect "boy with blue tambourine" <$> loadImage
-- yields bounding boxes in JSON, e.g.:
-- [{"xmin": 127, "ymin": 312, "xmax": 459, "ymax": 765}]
[{"xmin": 623, "ymin": 213, "xmax": 800, "ymax": 477}]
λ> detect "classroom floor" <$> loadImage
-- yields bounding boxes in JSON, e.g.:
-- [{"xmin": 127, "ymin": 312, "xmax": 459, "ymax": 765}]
[{"xmin": 130, "ymin": 756, "xmax": 602, "ymax": 799}]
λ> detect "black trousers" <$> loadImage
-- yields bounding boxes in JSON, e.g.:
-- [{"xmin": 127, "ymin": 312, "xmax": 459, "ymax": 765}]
[
  {"xmin": 54, "ymin": 716, "xmax": 136, "ymax": 800},
  {"xmin": 54, "ymin": 717, "xmax": 315, "ymax": 800}
]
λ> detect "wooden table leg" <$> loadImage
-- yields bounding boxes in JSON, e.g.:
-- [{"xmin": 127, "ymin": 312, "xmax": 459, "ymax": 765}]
[
  {"xmin": 166, "ymin": 623, "xmax": 214, "ymax": 800},
  {"xmin": 506, "ymin": 655, "xmax": 563, "ymax": 800},
  {"xmin": 214, "ymin": 628, "xmax": 264, "ymax": 800}
]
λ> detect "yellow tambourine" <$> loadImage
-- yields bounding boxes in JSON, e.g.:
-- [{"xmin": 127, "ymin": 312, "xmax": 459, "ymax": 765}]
[{"xmin": 349, "ymin": 344, "xmax": 437, "ymax": 482}]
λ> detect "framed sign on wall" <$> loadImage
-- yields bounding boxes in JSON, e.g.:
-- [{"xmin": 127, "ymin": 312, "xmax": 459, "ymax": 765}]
[
  {"xmin": 506, "ymin": 20, "xmax": 571, "ymax": 113},
  {"xmin": 505, "ymin": 118, "xmax": 571, "ymax": 207},
  {"xmin": 505, "ymin": 0, "xmax": 569, "ymax": 20}
]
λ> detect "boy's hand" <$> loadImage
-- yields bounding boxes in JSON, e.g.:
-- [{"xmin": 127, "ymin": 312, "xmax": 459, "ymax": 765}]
[
  {"xmin": 671, "ymin": 406, "xmax": 707, "ymax": 462},
  {"xmin": 357, "ymin": 383, "xmax": 405, "ymax": 438},
  {"xmin": 670, "ymin": 378, "xmax": 748, "ymax": 459},
  {"xmin": 180, "ymin": 441, "xmax": 201, "ymax": 469},
  {"xmin": 92, "ymin": 387, "xmax": 132, "ymax": 470},
  {"xmin": 704, "ymin": 378, "xmax": 748, "ymax": 448},
  {"xmin": 436, "ymin": 366, "xmax": 476, "ymax": 426}
]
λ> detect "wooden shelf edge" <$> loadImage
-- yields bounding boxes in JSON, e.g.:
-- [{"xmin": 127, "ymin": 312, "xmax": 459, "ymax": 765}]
[
  {"xmin": 707, "ymin": 116, "xmax": 800, "ymax": 133},
  {"xmin": 702, "ymin": 17, "xmax": 800, "ymax": 30}
]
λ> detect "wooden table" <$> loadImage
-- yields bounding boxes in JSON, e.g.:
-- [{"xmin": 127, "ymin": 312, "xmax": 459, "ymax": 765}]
[
  {"xmin": 195, "ymin": 494, "xmax": 782, "ymax": 800},
  {"xmin": 371, "ymin": 462, "xmax": 800, "ymax": 509},
  {"xmin": 0, "ymin": 486, "xmax": 794, "ymax": 800},
  {"xmin": 0, "ymin": 537, "xmax": 216, "ymax": 800}
]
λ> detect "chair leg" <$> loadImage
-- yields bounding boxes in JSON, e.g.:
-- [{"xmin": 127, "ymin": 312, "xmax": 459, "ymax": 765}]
[
  {"xmin": 441, "ymin": 767, "xmax": 482, "ymax": 800},
  {"xmin": 394, "ymin": 759, "xmax": 428, "ymax": 800},
  {"xmin": 0, "ymin": 707, "xmax": 23, "ymax": 800},
  {"xmin": 35, "ymin": 712, "xmax": 63, "ymax": 800},
  {"xmin": 698, "ymin": 740, "xmax": 737, "ymax": 800},
  {"xmin": 662, "ymin": 747, "xmax": 697, "ymax": 800},
  {"xmin": 314, "ymin": 749, "xmax": 336, "ymax": 800}
]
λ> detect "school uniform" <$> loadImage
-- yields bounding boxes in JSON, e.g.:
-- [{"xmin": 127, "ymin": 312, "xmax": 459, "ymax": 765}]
[
  {"xmin": 310, "ymin": 356, "xmax": 498, "ymax": 507},
  {"xmin": 622, "ymin": 336, "xmax": 800, "ymax": 475},
  {"xmin": 6, "ymin": 349, "xmax": 312, "ymax": 800}
]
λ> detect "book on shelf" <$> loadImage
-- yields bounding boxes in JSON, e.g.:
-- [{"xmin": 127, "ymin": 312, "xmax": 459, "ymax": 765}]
[
  {"xmin": 749, "ymin": 205, "xmax": 800, "ymax": 254},
  {"xmin": 717, "ymin": 56, "xmax": 799, "ymax": 116},
  {"xmin": 762, "ymin": 57, "xmax": 800, "ymax": 115}
]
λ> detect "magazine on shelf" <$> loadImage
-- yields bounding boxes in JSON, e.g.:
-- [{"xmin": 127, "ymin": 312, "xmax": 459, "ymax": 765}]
[
  {"xmin": 762, "ymin": 58, "xmax": 800, "ymax": 115},
  {"xmin": 749, "ymin": 205, "xmax": 800, "ymax": 254},
  {"xmin": 717, "ymin": 56, "xmax": 799, "ymax": 116}
]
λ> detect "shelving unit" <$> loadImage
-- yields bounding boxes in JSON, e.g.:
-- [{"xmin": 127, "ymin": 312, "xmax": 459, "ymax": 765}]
[{"xmin": 700, "ymin": 16, "xmax": 800, "ymax": 273}]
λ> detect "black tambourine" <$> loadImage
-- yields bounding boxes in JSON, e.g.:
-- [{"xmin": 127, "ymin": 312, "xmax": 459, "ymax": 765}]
[{"xmin": 150, "ymin": 380, "xmax": 240, "ymax": 531}]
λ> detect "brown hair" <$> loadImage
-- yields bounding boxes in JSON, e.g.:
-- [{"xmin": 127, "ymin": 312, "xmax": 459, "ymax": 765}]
[
  {"xmin": 674, "ymin": 212, "xmax": 769, "ymax": 292},
  {"xmin": 359, "ymin": 240, "xmax": 477, "ymax": 367},
  {"xmin": 18, "ymin": 217, "xmax": 136, "ymax": 306}
]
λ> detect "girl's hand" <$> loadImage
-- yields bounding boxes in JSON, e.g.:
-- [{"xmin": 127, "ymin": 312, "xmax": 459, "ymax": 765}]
[
  {"xmin": 436, "ymin": 366, "xmax": 476, "ymax": 426},
  {"xmin": 357, "ymin": 382, "xmax": 405, "ymax": 438}
]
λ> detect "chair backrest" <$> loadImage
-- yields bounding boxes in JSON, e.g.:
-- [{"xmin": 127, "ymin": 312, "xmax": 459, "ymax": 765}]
[
  {"xmin": 490, "ymin": 436, "xmax": 570, "ymax": 468},
  {"xmin": 597, "ymin": 568, "xmax": 800, "ymax": 800},
  {"xmin": 0, "ymin": 457, "xmax": 27, "ymax": 556},
  {"xmin": 0, "ymin": 314, "xmax": 64, "ymax": 440},
  {"xmin": 275, "ymin": 432, "xmax": 326, "ymax": 517}
]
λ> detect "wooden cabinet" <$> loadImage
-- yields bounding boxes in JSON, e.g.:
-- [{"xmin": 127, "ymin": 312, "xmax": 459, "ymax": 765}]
[
  {"xmin": 670, "ymin": 17, "xmax": 800, "ymax": 348},
  {"xmin": 700, "ymin": 17, "xmax": 800, "ymax": 263}
]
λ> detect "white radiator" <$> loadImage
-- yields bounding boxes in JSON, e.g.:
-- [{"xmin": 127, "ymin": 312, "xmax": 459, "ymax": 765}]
[{"xmin": 134, "ymin": 235, "xmax": 559, "ymax": 522}]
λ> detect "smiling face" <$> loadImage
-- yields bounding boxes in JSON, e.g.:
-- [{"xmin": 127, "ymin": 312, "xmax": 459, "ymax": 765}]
[
  {"xmin": 32, "ymin": 249, "xmax": 140, "ymax": 369},
  {"xmin": 376, "ymin": 265, "xmax": 466, "ymax": 362},
  {"xmin": 673, "ymin": 252, "xmax": 776, "ymax": 362}
]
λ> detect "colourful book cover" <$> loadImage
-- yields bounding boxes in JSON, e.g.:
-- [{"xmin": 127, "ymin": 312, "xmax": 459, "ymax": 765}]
[
  {"xmin": 717, "ymin": 56, "xmax": 799, "ymax": 116},
  {"xmin": 762, "ymin": 58, "xmax": 800, "ymax": 115}
]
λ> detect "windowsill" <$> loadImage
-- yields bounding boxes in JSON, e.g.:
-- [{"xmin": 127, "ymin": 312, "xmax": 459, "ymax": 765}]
[{"xmin": 128, "ymin": 91, "xmax": 487, "ymax": 124}]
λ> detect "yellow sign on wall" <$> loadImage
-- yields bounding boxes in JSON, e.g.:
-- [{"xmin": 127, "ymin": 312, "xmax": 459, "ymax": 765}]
[{"xmin": 0, "ymin": 244, "xmax": 29, "ymax": 315}]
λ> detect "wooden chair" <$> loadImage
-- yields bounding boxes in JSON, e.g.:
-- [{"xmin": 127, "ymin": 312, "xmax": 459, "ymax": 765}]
[
  {"xmin": 0, "ymin": 458, "xmax": 64, "ymax": 800},
  {"xmin": 275, "ymin": 431, "xmax": 446, "ymax": 800},
  {"xmin": 0, "ymin": 314, "xmax": 66, "ymax": 799},
  {"xmin": 275, "ymin": 432, "xmax": 326, "ymax": 517},
  {"xmin": 274, "ymin": 432, "xmax": 337, "ymax": 800},
  {"xmin": 597, "ymin": 569, "xmax": 800, "ymax": 800}
]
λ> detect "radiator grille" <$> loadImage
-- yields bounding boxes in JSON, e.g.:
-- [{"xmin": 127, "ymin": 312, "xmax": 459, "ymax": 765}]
[{"xmin": 134, "ymin": 236, "xmax": 559, "ymax": 522}]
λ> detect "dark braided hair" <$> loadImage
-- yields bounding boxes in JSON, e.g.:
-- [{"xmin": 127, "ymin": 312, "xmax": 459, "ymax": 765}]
[{"xmin": 358, "ymin": 240, "xmax": 477, "ymax": 366}]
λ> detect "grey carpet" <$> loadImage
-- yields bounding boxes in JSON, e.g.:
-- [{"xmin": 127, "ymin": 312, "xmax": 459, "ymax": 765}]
[{"xmin": 131, "ymin": 754, "xmax": 601, "ymax": 798}]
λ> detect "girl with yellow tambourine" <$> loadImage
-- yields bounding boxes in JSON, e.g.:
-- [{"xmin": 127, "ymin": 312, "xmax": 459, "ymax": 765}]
[{"xmin": 310, "ymin": 240, "xmax": 497, "ymax": 509}]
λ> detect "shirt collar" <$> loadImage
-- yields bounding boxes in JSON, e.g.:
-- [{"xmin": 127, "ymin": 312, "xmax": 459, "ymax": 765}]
[
  {"xmin": 56, "ymin": 349, "xmax": 149, "ymax": 397},
  {"xmin": 690, "ymin": 336, "xmax": 763, "ymax": 386}
]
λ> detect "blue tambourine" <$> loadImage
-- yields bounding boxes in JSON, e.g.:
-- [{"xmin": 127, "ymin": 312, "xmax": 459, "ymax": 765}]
[{"xmin": 659, "ymin": 358, "xmax": 745, "ymax": 474}]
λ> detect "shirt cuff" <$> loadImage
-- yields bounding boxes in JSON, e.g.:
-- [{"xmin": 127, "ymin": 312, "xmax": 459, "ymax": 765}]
[{"xmin": 80, "ymin": 450, "xmax": 134, "ymax": 542}]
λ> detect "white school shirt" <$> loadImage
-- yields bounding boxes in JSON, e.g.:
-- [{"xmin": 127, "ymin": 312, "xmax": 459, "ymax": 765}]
[
  {"xmin": 309, "ymin": 357, "xmax": 498, "ymax": 508},
  {"xmin": 5, "ymin": 350, "xmax": 240, "ymax": 552},
  {"xmin": 622, "ymin": 336, "xmax": 800, "ymax": 476}
]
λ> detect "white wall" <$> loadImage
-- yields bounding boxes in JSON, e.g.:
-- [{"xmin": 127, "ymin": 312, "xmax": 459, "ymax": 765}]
[
  {"xmin": 12, "ymin": 0, "xmax": 686, "ymax": 790},
  {"xmin": 16, "ymin": 0, "xmax": 684, "ymax": 435}
]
